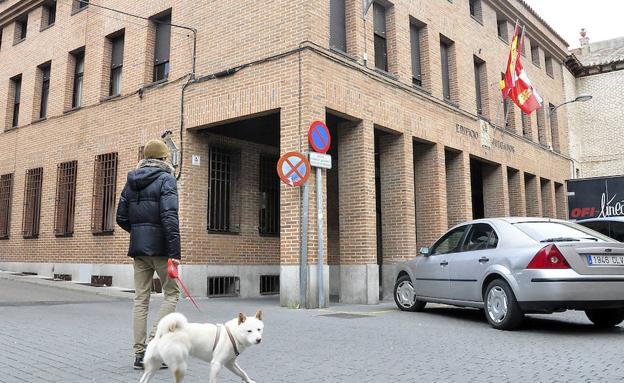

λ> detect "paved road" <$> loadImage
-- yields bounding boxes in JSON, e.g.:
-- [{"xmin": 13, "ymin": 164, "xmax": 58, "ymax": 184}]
[{"xmin": 1, "ymin": 272, "xmax": 623, "ymax": 383}]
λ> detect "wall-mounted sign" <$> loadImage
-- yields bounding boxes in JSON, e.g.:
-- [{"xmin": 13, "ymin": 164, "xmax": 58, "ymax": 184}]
[
  {"xmin": 191, "ymin": 155, "xmax": 201, "ymax": 166},
  {"xmin": 309, "ymin": 152, "xmax": 332, "ymax": 169}
]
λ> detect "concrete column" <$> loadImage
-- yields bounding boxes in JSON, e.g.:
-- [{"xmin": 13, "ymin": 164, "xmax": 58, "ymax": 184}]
[
  {"xmin": 414, "ymin": 142, "xmax": 448, "ymax": 249},
  {"xmin": 507, "ymin": 167, "xmax": 527, "ymax": 216},
  {"xmin": 524, "ymin": 173, "xmax": 543, "ymax": 217},
  {"xmin": 444, "ymin": 150, "xmax": 472, "ymax": 227},
  {"xmin": 483, "ymin": 163, "xmax": 510, "ymax": 217},
  {"xmin": 379, "ymin": 133, "xmax": 416, "ymax": 301},
  {"xmin": 338, "ymin": 119, "xmax": 378, "ymax": 304},
  {"xmin": 555, "ymin": 182, "xmax": 568, "ymax": 219},
  {"xmin": 541, "ymin": 178, "xmax": 557, "ymax": 218}
]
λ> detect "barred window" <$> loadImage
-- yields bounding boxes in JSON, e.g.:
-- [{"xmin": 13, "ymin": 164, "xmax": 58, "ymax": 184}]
[
  {"xmin": 259, "ymin": 155, "xmax": 279, "ymax": 236},
  {"xmin": 208, "ymin": 146, "xmax": 240, "ymax": 233},
  {"xmin": 92, "ymin": 153, "xmax": 118, "ymax": 234},
  {"xmin": 54, "ymin": 161, "xmax": 77, "ymax": 236},
  {"xmin": 0, "ymin": 174, "xmax": 14, "ymax": 239},
  {"xmin": 329, "ymin": 0, "xmax": 346, "ymax": 52},
  {"xmin": 23, "ymin": 168, "xmax": 43, "ymax": 238}
]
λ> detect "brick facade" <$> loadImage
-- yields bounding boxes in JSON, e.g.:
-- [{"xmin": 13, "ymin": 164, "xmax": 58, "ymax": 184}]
[{"xmin": 0, "ymin": 0, "xmax": 572, "ymax": 305}]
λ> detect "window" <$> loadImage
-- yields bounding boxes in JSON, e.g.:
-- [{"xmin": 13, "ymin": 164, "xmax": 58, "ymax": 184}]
[
  {"xmin": 22, "ymin": 167, "xmax": 43, "ymax": 239},
  {"xmin": 474, "ymin": 56, "xmax": 486, "ymax": 116},
  {"xmin": 440, "ymin": 35, "xmax": 455, "ymax": 101},
  {"xmin": 410, "ymin": 20, "xmax": 425, "ymax": 87},
  {"xmin": 152, "ymin": 11, "xmax": 171, "ymax": 82},
  {"xmin": 72, "ymin": 50, "xmax": 84, "ymax": 108},
  {"xmin": 15, "ymin": 16, "xmax": 28, "ymax": 43},
  {"xmin": 259, "ymin": 155, "xmax": 279, "ymax": 236},
  {"xmin": 521, "ymin": 112, "xmax": 532, "ymax": 138},
  {"xmin": 91, "ymin": 152, "xmax": 118, "ymax": 234},
  {"xmin": 73, "ymin": 0, "xmax": 88, "ymax": 12},
  {"xmin": 521, "ymin": 35, "xmax": 527, "ymax": 56},
  {"xmin": 462, "ymin": 223, "xmax": 498, "ymax": 251},
  {"xmin": 496, "ymin": 16, "xmax": 507, "ymax": 41},
  {"xmin": 531, "ymin": 43, "xmax": 540, "ymax": 66},
  {"xmin": 0, "ymin": 174, "xmax": 13, "ymax": 239},
  {"xmin": 469, "ymin": 0, "xmax": 482, "ymax": 22},
  {"xmin": 54, "ymin": 161, "xmax": 77, "ymax": 236},
  {"xmin": 545, "ymin": 55, "xmax": 554, "ymax": 77},
  {"xmin": 549, "ymin": 102, "xmax": 560, "ymax": 152},
  {"xmin": 536, "ymin": 106, "xmax": 547, "ymax": 144},
  {"xmin": 373, "ymin": 3, "xmax": 388, "ymax": 72},
  {"xmin": 109, "ymin": 33, "xmax": 124, "ymax": 96},
  {"xmin": 42, "ymin": 1, "xmax": 56, "ymax": 28},
  {"xmin": 10, "ymin": 75, "xmax": 22, "ymax": 128},
  {"xmin": 430, "ymin": 225, "xmax": 469, "ymax": 255},
  {"xmin": 0, "ymin": 28, "xmax": 3, "ymax": 51},
  {"xmin": 208, "ymin": 146, "xmax": 240, "ymax": 233},
  {"xmin": 609, "ymin": 222, "xmax": 624, "ymax": 242},
  {"xmin": 501, "ymin": 72, "xmax": 514, "ymax": 130},
  {"xmin": 513, "ymin": 221, "xmax": 610, "ymax": 243},
  {"xmin": 329, "ymin": 0, "xmax": 346, "ymax": 52},
  {"xmin": 38, "ymin": 63, "xmax": 51, "ymax": 119}
]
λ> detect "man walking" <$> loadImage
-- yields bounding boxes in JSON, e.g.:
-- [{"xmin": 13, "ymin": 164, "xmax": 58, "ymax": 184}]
[{"xmin": 116, "ymin": 139, "xmax": 181, "ymax": 369}]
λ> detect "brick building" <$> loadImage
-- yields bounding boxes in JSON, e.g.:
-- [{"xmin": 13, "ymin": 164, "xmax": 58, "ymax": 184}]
[
  {"xmin": 565, "ymin": 30, "xmax": 624, "ymax": 178},
  {"xmin": 0, "ymin": 0, "xmax": 571, "ymax": 307}
]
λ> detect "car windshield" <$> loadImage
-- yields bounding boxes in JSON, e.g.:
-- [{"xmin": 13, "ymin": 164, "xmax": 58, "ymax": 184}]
[{"xmin": 513, "ymin": 221, "xmax": 612, "ymax": 243}]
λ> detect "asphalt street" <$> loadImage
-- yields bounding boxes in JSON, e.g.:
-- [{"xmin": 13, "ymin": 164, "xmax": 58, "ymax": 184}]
[{"xmin": 0, "ymin": 271, "xmax": 622, "ymax": 383}]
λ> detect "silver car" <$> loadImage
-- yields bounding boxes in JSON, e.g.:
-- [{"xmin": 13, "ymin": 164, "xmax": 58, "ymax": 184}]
[{"xmin": 393, "ymin": 217, "xmax": 624, "ymax": 330}]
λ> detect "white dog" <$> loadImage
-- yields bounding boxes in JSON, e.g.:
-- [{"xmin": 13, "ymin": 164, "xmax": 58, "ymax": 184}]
[{"xmin": 139, "ymin": 311, "xmax": 264, "ymax": 383}]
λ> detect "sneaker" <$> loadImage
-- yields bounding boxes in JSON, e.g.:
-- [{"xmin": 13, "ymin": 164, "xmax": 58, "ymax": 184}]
[{"xmin": 134, "ymin": 354, "xmax": 144, "ymax": 370}]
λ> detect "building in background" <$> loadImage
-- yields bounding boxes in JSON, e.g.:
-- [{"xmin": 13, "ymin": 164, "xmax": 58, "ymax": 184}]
[
  {"xmin": 0, "ymin": 0, "xmax": 573, "ymax": 307},
  {"xmin": 565, "ymin": 29, "xmax": 624, "ymax": 178}
]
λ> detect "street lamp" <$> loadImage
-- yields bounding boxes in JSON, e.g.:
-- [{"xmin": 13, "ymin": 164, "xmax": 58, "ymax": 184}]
[{"xmin": 549, "ymin": 94, "xmax": 592, "ymax": 118}]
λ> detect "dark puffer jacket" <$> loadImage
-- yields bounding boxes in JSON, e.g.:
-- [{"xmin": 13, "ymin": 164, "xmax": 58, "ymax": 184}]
[{"xmin": 116, "ymin": 160, "xmax": 181, "ymax": 259}]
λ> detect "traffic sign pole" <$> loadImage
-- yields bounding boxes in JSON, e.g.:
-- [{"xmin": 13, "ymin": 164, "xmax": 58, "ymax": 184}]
[
  {"xmin": 316, "ymin": 167, "xmax": 326, "ymax": 308},
  {"xmin": 300, "ymin": 181, "xmax": 309, "ymax": 309}
]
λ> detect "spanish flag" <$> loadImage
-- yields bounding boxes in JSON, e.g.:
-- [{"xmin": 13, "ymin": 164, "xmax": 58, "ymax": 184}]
[{"xmin": 499, "ymin": 24, "xmax": 543, "ymax": 115}]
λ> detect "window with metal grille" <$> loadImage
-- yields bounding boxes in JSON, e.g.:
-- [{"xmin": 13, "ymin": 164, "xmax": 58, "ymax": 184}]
[
  {"xmin": 92, "ymin": 153, "xmax": 118, "ymax": 234},
  {"xmin": 259, "ymin": 155, "xmax": 279, "ymax": 236},
  {"xmin": 410, "ymin": 20, "xmax": 425, "ymax": 87},
  {"xmin": 109, "ymin": 33, "xmax": 124, "ymax": 96},
  {"xmin": 10, "ymin": 75, "xmax": 21, "ymax": 128},
  {"xmin": 373, "ymin": 3, "xmax": 388, "ymax": 72},
  {"xmin": 15, "ymin": 16, "xmax": 27, "ymax": 42},
  {"xmin": 22, "ymin": 168, "xmax": 43, "ymax": 239},
  {"xmin": 260, "ymin": 275, "xmax": 280, "ymax": 295},
  {"xmin": 0, "ymin": 174, "xmax": 13, "ymax": 239},
  {"xmin": 39, "ymin": 63, "xmax": 51, "ymax": 119},
  {"xmin": 72, "ymin": 50, "xmax": 84, "ymax": 108},
  {"xmin": 329, "ymin": 0, "xmax": 346, "ymax": 52},
  {"xmin": 54, "ymin": 161, "xmax": 77, "ymax": 236},
  {"xmin": 207, "ymin": 146, "xmax": 240, "ymax": 233},
  {"xmin": 207, "ymin": 276, "xmax": 239, "ymax": 297},
  {"xmin": 152, "ymin": 11, "xmax": 171, "ymax": 82},
  {"xmin": 42, "ymin": 1, "xmax": 56, "ymax": 28}
]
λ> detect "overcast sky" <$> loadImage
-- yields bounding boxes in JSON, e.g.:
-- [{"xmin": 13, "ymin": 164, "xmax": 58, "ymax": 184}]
[{"xmin": 522, "ymin": 0, "xmax": 624, "ymax": 48}]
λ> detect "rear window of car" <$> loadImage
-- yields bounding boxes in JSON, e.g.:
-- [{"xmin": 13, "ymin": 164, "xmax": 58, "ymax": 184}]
[{"xmin": 513, "ymin": 221, "xmax": 612, "ymax": 242}]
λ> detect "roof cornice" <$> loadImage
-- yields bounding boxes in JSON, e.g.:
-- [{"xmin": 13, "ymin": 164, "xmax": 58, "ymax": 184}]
[{"xmin": 0, "ymin": 0, "xmax": 42, "ymax": 27}]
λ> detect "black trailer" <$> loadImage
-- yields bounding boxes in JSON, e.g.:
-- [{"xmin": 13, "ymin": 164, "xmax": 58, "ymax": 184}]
[{"xmin": 567, "ymin": 175, "xmax": 624, "ymax": 219}]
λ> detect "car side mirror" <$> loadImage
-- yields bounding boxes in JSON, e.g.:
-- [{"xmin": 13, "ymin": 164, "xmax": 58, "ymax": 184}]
[{"xmin": 419, "ymin": 247, "xmax": 430, "ymax": 256}]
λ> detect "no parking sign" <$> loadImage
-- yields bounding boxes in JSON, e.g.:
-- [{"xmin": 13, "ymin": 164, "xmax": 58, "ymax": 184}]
[
  {"xmin": 276, "ymin": 151, "xmax": 311, "ymax": 187},
  {"xmin": 308, "ymin": 121, "xmax": 331, "ymax": 154}
]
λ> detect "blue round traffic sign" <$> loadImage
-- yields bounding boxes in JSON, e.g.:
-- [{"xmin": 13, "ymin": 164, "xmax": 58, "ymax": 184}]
[{"xmin": 308, "ymin": 121, "xmax": 331, "ymax": 154}]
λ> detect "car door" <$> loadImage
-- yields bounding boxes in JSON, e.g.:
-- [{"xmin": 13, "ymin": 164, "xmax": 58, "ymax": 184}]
[
  {"xmin": 449, "ymin": 223, "xmax": 499, "ymax": 302},
  {"xmin": 415, "ymin": 225, "xmax": 469, "ymax": 299}
]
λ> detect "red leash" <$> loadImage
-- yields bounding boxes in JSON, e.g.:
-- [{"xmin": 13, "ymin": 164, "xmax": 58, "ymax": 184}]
[{"xmin": 168, "ymin": 259, "xmax": 201, "ymax": 312}]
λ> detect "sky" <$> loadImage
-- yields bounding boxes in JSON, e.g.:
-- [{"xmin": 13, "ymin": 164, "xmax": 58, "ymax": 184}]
[{"xmin": 522, "ymin": 0, "xmax": 624, "ymax": 48}]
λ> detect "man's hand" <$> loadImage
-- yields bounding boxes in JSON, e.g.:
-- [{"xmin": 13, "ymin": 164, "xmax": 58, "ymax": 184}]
[{"xmin": 170, "ymin": 258, "xmax": 180, "ymax": 266}]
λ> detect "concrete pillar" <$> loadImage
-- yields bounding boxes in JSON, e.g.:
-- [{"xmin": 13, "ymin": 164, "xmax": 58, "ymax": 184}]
[
  {"xmin": 444, "ymin": 150, "xmax": 472, "ymax": 227},
  {"xmin": 524, "ymin": 173, "xmax": 543, "ymax": 217},
  {"xmin": 337, "ymin": 119, "xmax": 378, "ymax": 304},
  {"xmin": 483, "ymin": 163, "xmax": 510, "ymax": 217},
  {"xmin": 555, "ymin": 182, "xmax": 568, "ymax": 219},
  {"xmin": 379, "ymin": 133, "xmax": 416, "ymax": 301},
  {"xmin": 507, "ymin": 167, "xmax": 527, "ymax": 216},
  {"xmin": 541, "ymin": 178, "xmax": 557, "ymax": 218},
  {"xmin": 414, "ymin": 142, "xmax": 448, "ymax": 249}
]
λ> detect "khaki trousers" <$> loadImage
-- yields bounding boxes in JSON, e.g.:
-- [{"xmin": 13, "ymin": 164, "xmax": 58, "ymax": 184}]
[{"xmin": 133, "ymin": 256, "xmax": 180, "ymax": 355}]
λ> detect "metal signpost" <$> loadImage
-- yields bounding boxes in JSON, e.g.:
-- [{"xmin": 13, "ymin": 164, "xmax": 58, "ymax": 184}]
[
  {"xmin": 276, "ymin": 151, "xmax": 311, "ymax": 308},
  {"xmin": 308, "ymin": 121, "xmax": 331, "ymax": 309}
]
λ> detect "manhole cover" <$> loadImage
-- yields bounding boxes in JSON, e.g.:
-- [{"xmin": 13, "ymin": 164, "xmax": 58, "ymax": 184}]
[{"xmin": 320, "ymin": 313, "xmax": 373, "ymax": 319}]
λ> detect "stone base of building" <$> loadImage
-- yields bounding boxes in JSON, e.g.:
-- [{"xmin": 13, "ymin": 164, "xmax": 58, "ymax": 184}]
[
  {"xmin": 381, "ymin": 263, "xmax": 399, "ymax": 301},
  {"xmin": 0, "ymin": 262, "xmax": 279, "ymax": 299},
  {"xmin": 339, "ymin": 264, "xmax": 379, "ymax": 305},
  {"xmin": 279, "ymin": 264, "xmax": 330, "ymax": 309}
]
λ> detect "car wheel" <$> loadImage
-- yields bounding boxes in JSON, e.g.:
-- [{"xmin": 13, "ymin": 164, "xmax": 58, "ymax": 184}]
[
  {"xmin": 394, "ymin": 275, "xmax": 426, "ymax": 312},
  {"xmin": 484, "ymin": 279, "xmax": 524, "ymax": 330},
  {"xmin": 585, "ymin": 308, "xmax": 624, "ymax": 327}
]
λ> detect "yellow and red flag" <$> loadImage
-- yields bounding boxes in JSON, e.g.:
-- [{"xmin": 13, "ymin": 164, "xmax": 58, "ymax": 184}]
[{"xmin": 499, "ymin": 25, "xmax": 543, "ymax": 115}]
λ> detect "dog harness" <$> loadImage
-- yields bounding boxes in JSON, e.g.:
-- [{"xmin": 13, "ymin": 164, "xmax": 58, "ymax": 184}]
[{"xmin": 212, "ymin": 324, "xmax": 240, "ymax": 357}]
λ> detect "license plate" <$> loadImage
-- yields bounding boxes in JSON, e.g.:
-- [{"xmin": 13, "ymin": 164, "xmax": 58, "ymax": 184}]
[{"xmin": 588, "ymin": 255, "xmax": 624, "ymax": 266}]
